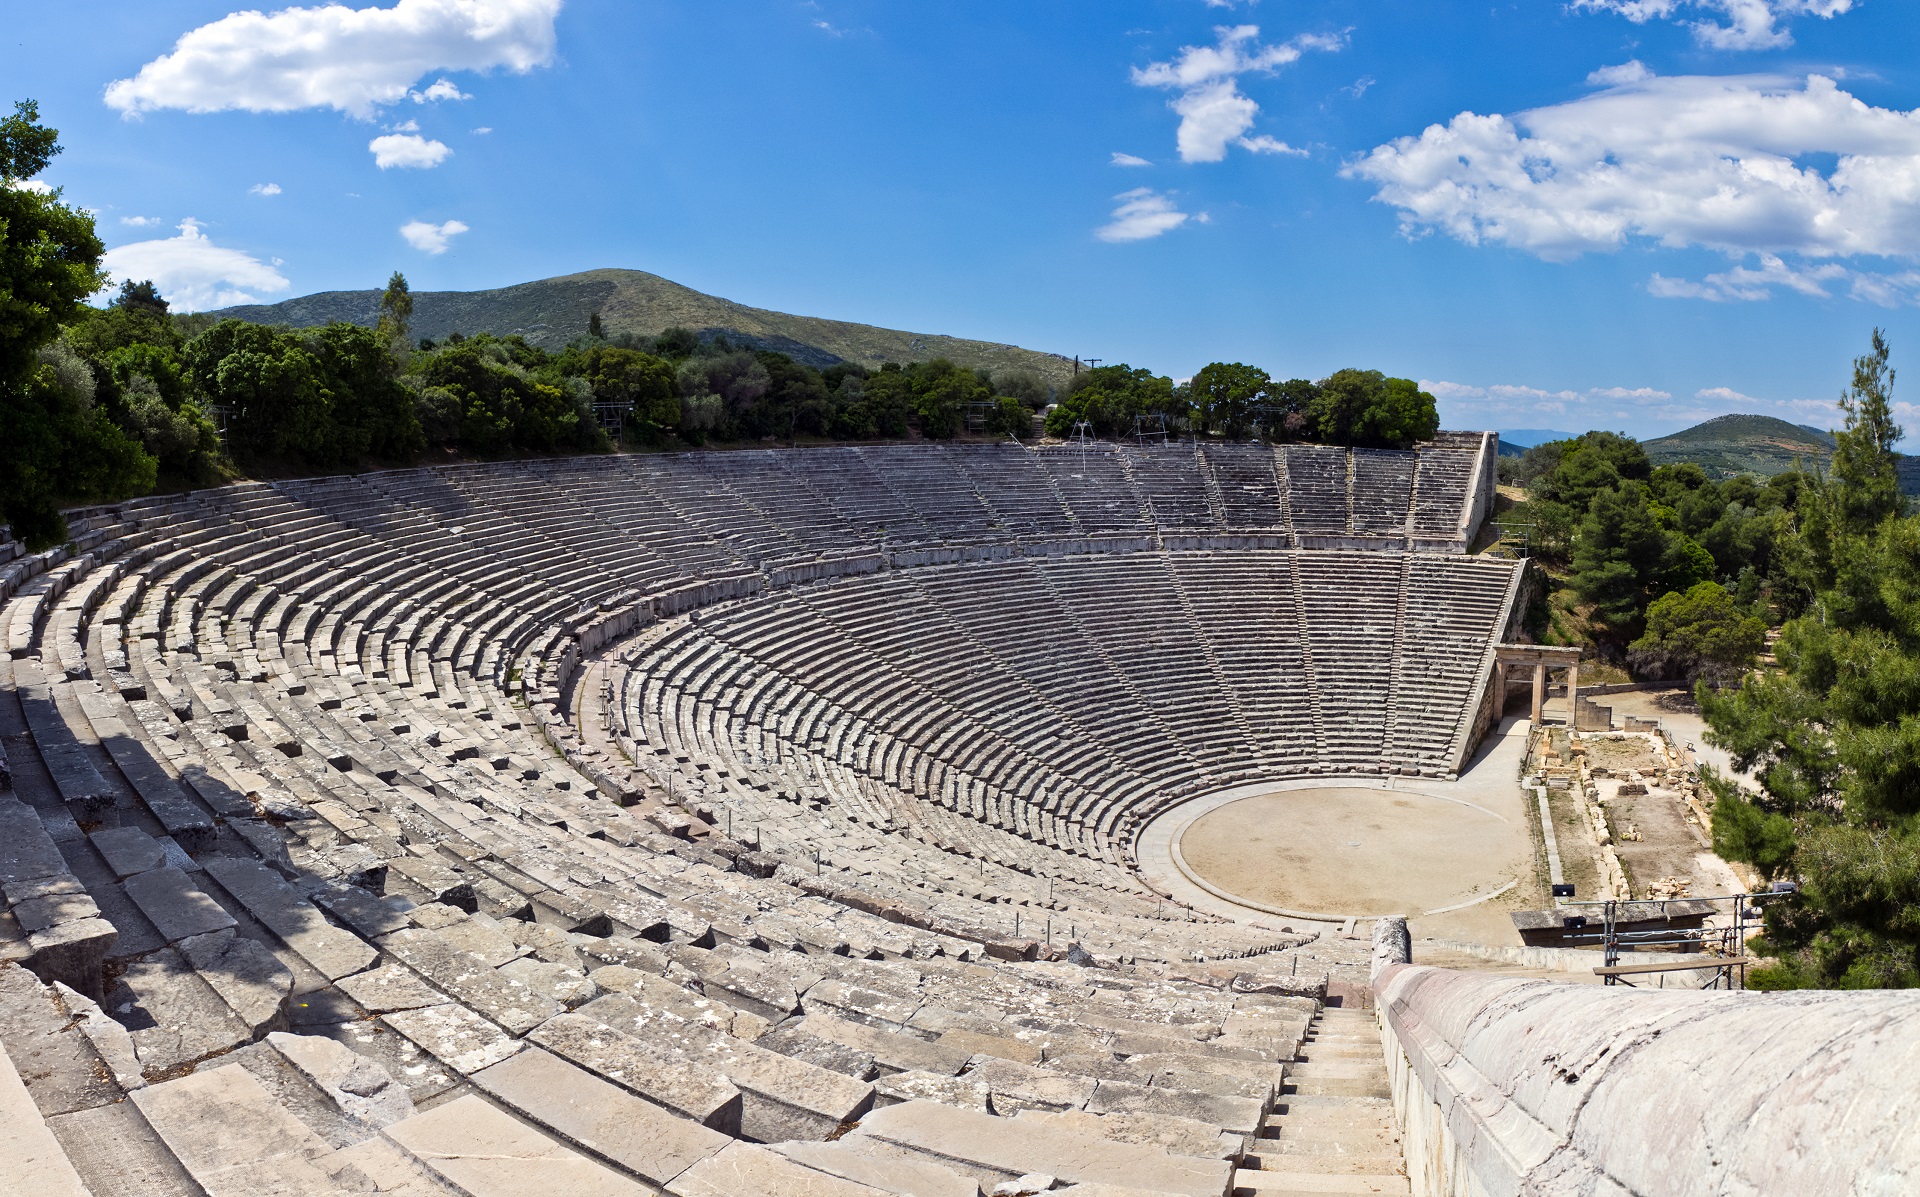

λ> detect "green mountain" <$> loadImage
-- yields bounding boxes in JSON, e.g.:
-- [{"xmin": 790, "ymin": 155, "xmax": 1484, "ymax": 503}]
[
  {"xmin": 215, "ymin": 267, "xmax": 1078, "ymax": 388},
  {"xmin": 1641, "ymin": 414, "xmax": 1836, "ymax": 477}
]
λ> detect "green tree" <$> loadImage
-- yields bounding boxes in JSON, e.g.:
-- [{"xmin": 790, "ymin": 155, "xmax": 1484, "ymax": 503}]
[
  {"xmin": 1189, "ymin": 361, "xmax": 1268, "ymax": 438},
  {"xmin": 1043, "ymin": 363, "xmax": 1178, "ymax": 438},
  {"xmin": 0, "ymin": 99, "xmax": 156, "ymax": 545},
  {"xmin": 187, "ymin": 321, "xmax": 332, "ymax": 463},
  {"xmin": 1699, "ymin": 332, "xmax": 1920, "ymax": 988},
  {"xmin": 588, "ymin": 310, "xmax": 604, "ymax": 339},
  {"xmin": 1628, "ymin": 582, "xmax": 1765, "ymax": 679},
  {"xmin": 1569, "ymin": 482, "xmax": 1668, "ymax": 634},
  {"xmin": 1308, "ymin": 369, "xmax": 1438, "ymax": 449},
  {"xmin": 583, "ymin": 344, "xmax": 677, "ymax": 435},
  {"xmin": 983, "ymin": 395, "xmax": 1031, "ymax": 439},
  {"xmin": 376, "ymin": 271, "xmax": 412, "ymax": 350}
]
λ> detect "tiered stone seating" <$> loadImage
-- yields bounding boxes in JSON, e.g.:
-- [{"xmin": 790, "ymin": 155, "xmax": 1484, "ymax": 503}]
[{"xmin": 0, "ymin": 440, "xmax": 1501, "ymax": 1195}]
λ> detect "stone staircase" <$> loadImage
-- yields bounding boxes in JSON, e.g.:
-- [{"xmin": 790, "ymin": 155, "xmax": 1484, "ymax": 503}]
[{"xmin": 1235, "ymin": 1006, "xmax": 1408, "ymax": 1196}]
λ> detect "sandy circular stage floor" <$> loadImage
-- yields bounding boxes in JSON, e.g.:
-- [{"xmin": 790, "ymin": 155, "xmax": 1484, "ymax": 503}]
[{"xmin": 1175, "ymin": 786, "xmax": 1516, "ymax": 919}]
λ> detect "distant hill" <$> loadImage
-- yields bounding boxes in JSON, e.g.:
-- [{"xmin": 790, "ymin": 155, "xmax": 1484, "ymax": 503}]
[
  {"xmin": 1641, "ymin": 414, "xmax": 1835, "ymax": 477},
  {"xmin": 215, "ymin": 268, "xmax": 1078, "ymax": 388}
]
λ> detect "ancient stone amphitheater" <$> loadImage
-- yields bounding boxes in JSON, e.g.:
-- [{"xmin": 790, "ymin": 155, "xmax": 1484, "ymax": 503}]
[{"xmin": 1, "ymin": 435, "xmax": 1911, "ymax": 1196}]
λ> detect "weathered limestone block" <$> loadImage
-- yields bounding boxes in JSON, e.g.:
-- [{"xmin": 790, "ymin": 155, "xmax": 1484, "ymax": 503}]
[
  {"xmin": 382, "ymin": 1093, "xmax": 652, "ymax": 1197},
  {"xmin": 203, "ymin": 856, "xmax": 377, "ymax": 981},
  {"xmin": 50, "ymin": 981, "xmax": 143, "ymax": 1091},
  {"xmin": 470, "ymin": 1045, "xmax": 731, "ymax": 1188},
  {"xmin": 774, "ymin": 1139, "xmax": 984, "ymax": 1197},
  {"xmin": 1014, "ymin": 1108, "xmax": 1243, "ymax": 1163},
  {"xmin": 381, "ymin": 1003, "xmax": 521, "ymax": 1075},
  {"xmin": 791, "ymin": 1011, "xmax": 974, "ymax": 1077},
  {"xmin": 267, "ymin": 1031, "xmax": 416, "ymax": 1127},
  {"xmin": 526, "ymin": 1010, "xmax": 743, "ymax": 1133},
  {"xmin": 122, "ymin": 867, "xmax": 236, "ymax": 944},
  {"xmin": 846, "ymin": 1099, "xmax": 1232, "ymax": 1196},
  {"xmin": 381, "ymin": 927, "xmax": 561, "ymax": 1035},
  {"xmin": 962, "ymin": 1056, "xmax": 1096, "ymax": 1115},
  {"xmin": 130, "ymin": 1064, "xmax": 376, "ymax": 1197},
  {"xmin": 0, "ymin": 966, "xmax": 122, "ymax": 1116},
  {"xmin": 579, "ymin": 991, "xmax": 874, "ymax": 1142},
  {"xmin": 755, "ymin": 1023, "xmax": 880, "ymax": 1081},
  {"xmin": 335, "ymin": 963, "xmax": 447, "ymax": 1014},
  {"xmin": 116, "ymin": 949, "xmax": 254, "ymax": 1077},
  {"xmin": 186, "ymin": 928, "xmax": 292, "ymax": 1023},
  {"xmin": 668, "ymin": 1142, "xmax": 895, "ymax": 1197},
  {"xmin": 0, "ymin": 1025, "xmax": 90, "ymax": 1197},
  {"xmin": 873, "ymin": 1070, "xmax": 992, "ymax": 1111},
  {"xmin": 1374, "ymin": 962, "xmax": 1920, "ymax": 1196},
  {"xmin": 88, "ymin": 826, "xmax": 167, "ymax": 879}
]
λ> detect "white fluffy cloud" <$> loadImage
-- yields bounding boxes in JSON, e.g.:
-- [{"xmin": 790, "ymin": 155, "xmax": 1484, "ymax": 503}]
[
  {"xmin": 370, "ymin": 133, "xmax": 453, "ymax": 168},
  {"xmin": 104, "ymin": 0, "xmax": 560, "ymax": 118},
  {"xmin": 410, "ymin": 77, "xmax": 471, "ymax": 103},
  {"xmin": 1095, "ymin": 189, "xmax": 1191, "ymax": 242},
  {"xmin": 1427, "ymin": 376, "xmax": 1843, "ymax": 427},
  {"xmin": 1572, "ymin": 0, "xmax": 1854, "ymax": 51},
  {"xmin": 1424, "ymin": 379, "xmax": 1674, "ymax": 418},
  {"xmin": 120, "ymin": 214, "xmax": 162, "ymax": 226},
  {"xmin": 1347, "ymin": 72, "xmax": 1920, "ymax": 269},
  {"xmin": 101, "ymin": 219, "xmax": 291, "ymax": 311},
  {"xmin": 248, "ymin": 182, "xmax": 282, "ymax": 196},
  {"xmin": 1133, "ymin": 25, "xmax": 1342, "ymax": 163},
  {"xmin": 1111, "ymin": 151, "xmax": 1152, "ymax": 167},
  {"xmin": 1651, "ymin": 259, "xmax": 1920, "ymax": 305},
  {"xmin": 401, "ymin": 218, "xmax": 469, "ymax": 253}
]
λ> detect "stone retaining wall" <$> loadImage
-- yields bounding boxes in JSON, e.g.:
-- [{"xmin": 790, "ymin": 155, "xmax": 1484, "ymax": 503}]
[{"xmin": 1369, "ymin": 920, "xmax": 1920, "ymax": 1196}]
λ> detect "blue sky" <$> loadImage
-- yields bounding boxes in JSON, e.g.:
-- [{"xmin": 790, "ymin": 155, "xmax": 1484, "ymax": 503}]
[{"xmin": 11, "ymin": 0, "xmax": 1920, "ymax": 438}]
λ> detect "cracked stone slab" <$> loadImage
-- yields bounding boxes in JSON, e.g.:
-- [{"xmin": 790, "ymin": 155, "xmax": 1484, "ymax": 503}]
[
  {"xmin": 122, "ymin": 866, "xmax": 236, "ymax": 944},
  {"xmin": 671, "ymin": 1142, "xmax": 899, "ymax": 1197},
  {"xmin": 89, "ymin": 825, "xmax": 167, "ymax": 879},
  {"xmin": 115, "ymin": 948, "xmax": 254, "ymax": 1077},
  {"xmin": 382, "ymin": 1093, "xmax": 652, "ymax": 1197},
  {"xmin": 471, "ymin": 1045, "xmax": 730, "ymax": 1188},
  {"xmin": 337, "ymin": 964, "xmax": 448, "ymax": 1014},
  {"xmin": 52, "ymin": 981, "xmax": 144, "ymax": 1091},
  {"xmin": 131, "ymin": 1064, "xmax": 377, "ymax": 1197},
  {"xmin": 381, "ymin": 1003, "xmax": 521, "ymax": 1075},
  {"xmin": 526, "ymin": 1011, "xmax": 742, "ymax": 1133},
  {"xmin": 202, "ymin": 855, "xmax": 376, "ymax": 981},
  {"xmin": 0, "ymin": 1023, "xmax": 89, "ymax": 1197},
  {"xmin": 381, "ymin": 928, "xmax": 560, "ymax": 1036},
  {"xmin": 268, "ymin": 1031, "xmax": 416, "ymax": 1128},
  {"xmin": 179, "ymin": 928, "xmax": 294, "ymax": 1036}
]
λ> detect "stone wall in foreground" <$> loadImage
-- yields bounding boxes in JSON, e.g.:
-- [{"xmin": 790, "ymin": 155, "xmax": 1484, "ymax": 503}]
[{"xmin": 1369, "ymin": 921, "xmax": 1920, "ymax": 1196}]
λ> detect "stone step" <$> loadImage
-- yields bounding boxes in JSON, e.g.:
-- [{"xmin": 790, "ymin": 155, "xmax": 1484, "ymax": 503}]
[
  {"xmin": 130, "ymin": 1063, "xmax": 382, "ymax": 1197},
  {"xmin": 669, "ymin": 1140, "xmax": 903, "ymax": 1197},
  {"xmin": 1286, "ymin": 1062, "xmax": 1387, "ymax": 1082},
  {"xmin": 845, "ymin": 1098, "xmax": 1231, "ymax": 1197},
  {"xmin": 382, "ymin": 1093, "xmax": 653, "ymax": 1197},
  {"xmin": 1283, "ymin": 1077, "xmax": 1391, "ymax": 1099},
  {"xmin": 469, "ymin": 1044, "xmax": 731, "ymax": 1189},
  {"xmin": 0, "ymin": 1030, "xmax": 89, "ymax": 1197},
  {"xmin": 1231, "ymin": 1169, "xmax": 1410, "ymax": 1195},
  {"xmin": 775, "ymin": 1137, "xmax": 983, "ymax": 1197}
]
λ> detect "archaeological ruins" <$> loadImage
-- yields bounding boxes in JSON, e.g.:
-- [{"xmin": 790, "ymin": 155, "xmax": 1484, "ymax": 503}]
[{"xmin": 2, "ymin": 433, "xmax": 1912, "ymax": 1196}]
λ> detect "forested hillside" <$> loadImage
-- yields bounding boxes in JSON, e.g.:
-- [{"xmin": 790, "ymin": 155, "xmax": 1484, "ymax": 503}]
[{"xmin": 217, "ymin": 268, "xmax": 1081, "ymax": 389}]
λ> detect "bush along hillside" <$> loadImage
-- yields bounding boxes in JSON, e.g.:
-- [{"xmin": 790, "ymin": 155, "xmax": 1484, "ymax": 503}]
[{"xmin": 1499, "ymin": 425, "xmax": 1806, "ymax": 679}]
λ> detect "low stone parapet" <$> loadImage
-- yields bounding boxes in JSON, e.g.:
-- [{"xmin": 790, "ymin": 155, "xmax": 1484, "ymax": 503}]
[{"xmin": 1371, "ymin": 949, "xmax": 1920, "ymax": 1194}]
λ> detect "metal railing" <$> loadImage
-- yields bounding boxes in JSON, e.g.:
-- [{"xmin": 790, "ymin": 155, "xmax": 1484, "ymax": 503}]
[{"xmin": 1550, "ymin": 890, "xmax": 1793, "ymax": 988}]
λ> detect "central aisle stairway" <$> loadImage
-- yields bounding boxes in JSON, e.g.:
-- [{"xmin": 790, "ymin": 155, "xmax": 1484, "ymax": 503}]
[{"xmin": 1234, "ymin": 1006, "xmax": 1408, "ymax": 1195}]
